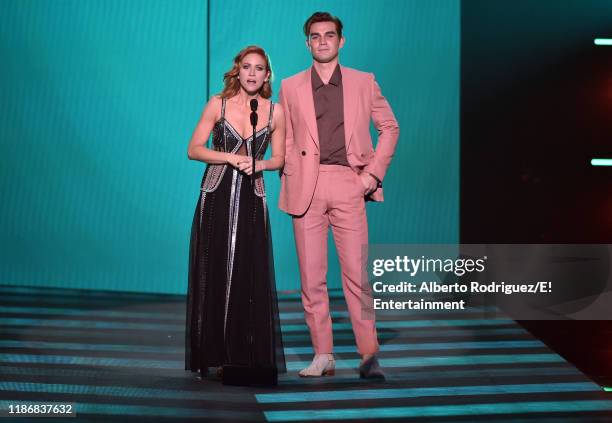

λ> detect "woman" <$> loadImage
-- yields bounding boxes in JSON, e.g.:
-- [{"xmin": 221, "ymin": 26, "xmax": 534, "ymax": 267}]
[{"xmin": 185, "ymin": 46, "xmax": 286, "ymax": 383}]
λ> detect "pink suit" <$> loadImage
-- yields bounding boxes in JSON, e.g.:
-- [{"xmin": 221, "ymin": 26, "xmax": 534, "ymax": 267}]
[{"xmin": 279, "ymin": 65, "xmax": 399, "ymax": 355}]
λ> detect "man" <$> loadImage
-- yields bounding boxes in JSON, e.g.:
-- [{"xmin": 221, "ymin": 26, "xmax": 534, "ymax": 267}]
[{"xmin": 278, "ymin": 12, "xmax": 399, "ymax": 379}]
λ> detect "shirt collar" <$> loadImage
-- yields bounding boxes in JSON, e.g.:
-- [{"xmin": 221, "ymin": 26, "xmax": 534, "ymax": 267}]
[{"xmin": 311, "ymin": 64, "xmax": 342, "ymax": 89}]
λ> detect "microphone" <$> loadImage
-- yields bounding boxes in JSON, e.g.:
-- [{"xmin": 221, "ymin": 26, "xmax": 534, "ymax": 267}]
[
  {"xmin": 249, "ymin": 99, "xmax": 258, "ymax": 185},
  {"xmin": 250, "ymin": 99, "xmax": 258, "ymax": 126}
]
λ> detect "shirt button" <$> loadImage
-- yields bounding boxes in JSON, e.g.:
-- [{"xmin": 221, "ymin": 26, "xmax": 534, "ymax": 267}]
[{"xmin": 301, "ymin": 151, "xmax": 306, "ymax": 156}]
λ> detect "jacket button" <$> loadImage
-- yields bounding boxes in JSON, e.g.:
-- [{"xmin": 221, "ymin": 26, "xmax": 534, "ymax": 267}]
[
  {"xmin": 301, "ymin": 151, "xmax": 306, "ymax": 156},
  {"xmin": 360, "ymin": 153, "xmax": 365, "ymax": 157}
]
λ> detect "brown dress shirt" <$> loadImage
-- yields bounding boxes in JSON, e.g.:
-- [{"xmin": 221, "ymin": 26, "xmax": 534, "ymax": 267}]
[{"xmin": 311, "ymin": 65, "xmax": 349, "ymax": 166}]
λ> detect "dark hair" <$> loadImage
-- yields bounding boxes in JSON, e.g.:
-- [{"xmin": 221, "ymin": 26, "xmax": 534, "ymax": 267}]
[
  {"xmin": 303, "ymin": 11, "xmax": 343, "ymax": 39},
  {"xmin": 219, "ymin": 45, "xmax": 272, "ymax": 99}
]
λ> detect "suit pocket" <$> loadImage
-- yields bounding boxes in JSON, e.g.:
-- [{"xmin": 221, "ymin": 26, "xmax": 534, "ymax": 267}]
[{"xmin": 352, "ymin": 170, "xmax": 368, "ymax": 197}]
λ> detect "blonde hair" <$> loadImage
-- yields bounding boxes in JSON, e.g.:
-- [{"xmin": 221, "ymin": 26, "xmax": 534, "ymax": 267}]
[{"xmin": 219, "ymin": 45, "xmax": 272, "ymax": 99}]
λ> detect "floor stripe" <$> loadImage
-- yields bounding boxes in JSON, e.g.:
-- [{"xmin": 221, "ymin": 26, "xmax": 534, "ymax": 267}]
[
  {"xmin": 0, "ymin": 305, "xmax": 177, "ymax": 320},
  {"xmin": 0, "ymin": 295, "xmax": 165, "ymax": 306},
  {"xmin": 0, "ymin": 340, "xmax": 182, "ymax": 354},
  {"xmin": 0, "ymin": 317, "xmax": 181, "ymax": 331},
  {"xmin": 11, "ymin": 379, "xmax": 592, "ymax": 404},
  {"xmin": 281, "ymin": 319, "xmax": 515, "ymax": 333},
  {"xmin": 0, "ymin": 352, "xmax": 563, "ymax": 371},
  {"xmin": 0, "ymin": 354, "xmax": 182, "ymax": 369},
  {"xmin": 281, "ymin": 328, "xmax": 528, "ymax": 342},
  {"xmin": 278, "ymin": 366, "xmax": 583, "ymax": 385},
  {"xmin": 0, "ymin": 327, "xmax": 529, "ymax": 342},
  {"xmin": 263, "ymin": 400, "xmax": 612, "ymax": 421},
  {"xmin": 256, "ymin": 382, "xmax": 599, "ymax": 403},
  {"xmin": 0, "ymin": 382, "xmax": 249, "ymax": 402},
  {"xmin": 284, "ymin": 340, "xmax": 544, "ymax": 355},
  {"xmin": 0, "ymin": 285, "xmax": 179, "ymax": 299},
  {"xmin": 286, "ymin": 354, "xmax": 564, "ymax": 371},
  {"xmin": 0, "ymin": 317, "xmax": 513, "ymax": 333},
  {"xmin": 0, "ymin": 340, "xmax": 543, "ymax": 356},
  {"xmin": 279, "ymin": 307, "xmax": 502, "ymax": 320},
  {"xmin": 0, "ymin": 365, "xmax": 182, "ymax": 378},
  {"xmin": 0, "ymin": 365, "xmax": 581, "ymax": 383},
  {"xmin": 0, "ymin": 328, "xmax": 180, "ymax": 339}
]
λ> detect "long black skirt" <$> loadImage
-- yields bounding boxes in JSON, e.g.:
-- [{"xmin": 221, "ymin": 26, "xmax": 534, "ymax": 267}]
[{"xmin": 185, "ymin": 165, "xmax": 286, "ymax": 376}]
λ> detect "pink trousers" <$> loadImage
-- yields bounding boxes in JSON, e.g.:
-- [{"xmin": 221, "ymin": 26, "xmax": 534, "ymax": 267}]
[{"xmin": 292, "ymin": 164, "xmax": 379, "ymax": 355}]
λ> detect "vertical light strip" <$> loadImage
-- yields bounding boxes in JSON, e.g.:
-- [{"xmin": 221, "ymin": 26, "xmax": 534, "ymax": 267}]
[{"xmin": 206, "ymin": 0, "xmax": 210, "ymax": 99}]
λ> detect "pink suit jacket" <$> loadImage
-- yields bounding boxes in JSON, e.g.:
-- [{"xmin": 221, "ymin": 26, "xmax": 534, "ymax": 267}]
[{"xmin": 278, "ymin": 65, "xmax": 399, "ymax": 216}]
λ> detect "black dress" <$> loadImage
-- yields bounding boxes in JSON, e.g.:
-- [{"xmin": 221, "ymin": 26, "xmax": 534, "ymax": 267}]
[{"xmin": 185, "ymin": 98, "xmax": 286, "ymax": 377}]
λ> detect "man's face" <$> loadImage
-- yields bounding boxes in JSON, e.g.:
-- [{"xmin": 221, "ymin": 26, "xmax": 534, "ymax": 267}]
[{"xmin": 306, "ymin": 21, "xmax": 344, "ymax": 63}]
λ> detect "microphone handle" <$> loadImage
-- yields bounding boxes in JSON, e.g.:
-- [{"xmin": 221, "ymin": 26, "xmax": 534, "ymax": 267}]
[{"xmin": 251, "ymin": 111, "xmax": 257, "ymax": 187}]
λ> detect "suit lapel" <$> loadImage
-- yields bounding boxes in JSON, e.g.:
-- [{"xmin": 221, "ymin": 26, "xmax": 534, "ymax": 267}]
[
  {"xmin": 341, "ymin": 65, "xmax": 357, "ymax": 149},
  {"xmin": 297, "ymin": 68, "xmax": 320, "ymax": 149}
]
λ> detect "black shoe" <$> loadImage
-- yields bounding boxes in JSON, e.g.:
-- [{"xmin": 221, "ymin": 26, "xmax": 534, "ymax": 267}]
[{"xmin": 359, "ymin": 356, "xmax": 385, "ymax": 380}]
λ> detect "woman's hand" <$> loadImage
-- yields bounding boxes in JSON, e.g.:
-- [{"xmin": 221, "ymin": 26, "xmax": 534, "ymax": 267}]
[
  {"xmin": 237, "ymin": 159, "xmax": 266, "ymax": 175},
  {"xmin": 227, "ymin": 154, "xmax": 245, "ymax": 170}
]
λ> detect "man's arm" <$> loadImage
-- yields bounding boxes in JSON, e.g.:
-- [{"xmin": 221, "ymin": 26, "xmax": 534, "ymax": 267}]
[
  {"xmin": 364, "ymin": 74, "xmax": 399, "ymax": 183},
  {"xmin": 278, "ymin": 81, "xmax": 294, "ymax": 167}
]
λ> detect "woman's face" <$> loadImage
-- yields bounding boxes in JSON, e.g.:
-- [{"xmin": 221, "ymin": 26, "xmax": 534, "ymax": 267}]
[{"xmin": 238, "ymin": 53, "xmax": 269, "ymax": 95}]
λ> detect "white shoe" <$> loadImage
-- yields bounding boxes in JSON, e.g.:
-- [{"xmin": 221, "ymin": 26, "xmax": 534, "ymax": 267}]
[{"xmin": 298, "ymin": 354, "xmax": 335, "ymax": 377}]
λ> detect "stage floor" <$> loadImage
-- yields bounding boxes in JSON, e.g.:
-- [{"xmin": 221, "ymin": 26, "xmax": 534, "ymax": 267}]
[{"xmin": 1, "ymin": 285, "xmax": 611, "ymax": 422}]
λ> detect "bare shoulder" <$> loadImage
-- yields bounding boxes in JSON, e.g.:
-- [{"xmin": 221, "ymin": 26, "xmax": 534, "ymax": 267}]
[
  {"xmin": 202, "ymin": 95, "xmax": 223, "ymax": 121},
  {"xmin": 207, "ymin": 95, "xmax": 223, "ymax": 110}
]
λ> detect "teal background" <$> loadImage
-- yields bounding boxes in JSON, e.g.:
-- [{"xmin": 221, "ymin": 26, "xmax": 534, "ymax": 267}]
[{"xmin": 0, "ymin": 0, "xmax": 458, "ymax": 294}]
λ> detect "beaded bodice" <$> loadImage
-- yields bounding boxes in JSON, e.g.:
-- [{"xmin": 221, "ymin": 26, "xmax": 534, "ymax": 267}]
[
  {"xmin": 210, "ymin": 98, "xmax": 274, "ymax": 160},
  {"xmin": 200, "ymin": 98, "xmax": 274, "ymax": 197}
]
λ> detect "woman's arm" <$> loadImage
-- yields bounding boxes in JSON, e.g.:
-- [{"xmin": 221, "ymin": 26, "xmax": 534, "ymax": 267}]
[
  {"xmin": 261, "ymin": 103, "xmax": 286, "ymax": 171},
  {"xmin": 187, "ymin": 96, "xmax": 243, "ymax": 168}
]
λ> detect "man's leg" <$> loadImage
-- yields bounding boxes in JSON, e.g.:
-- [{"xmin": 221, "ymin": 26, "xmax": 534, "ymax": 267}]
[
  {"xmin": 328, "ymin": 167, "xmax": 379, "ymax": 356},
  {"xmin": 292, "ymin": 174, "xmax": 333, "ymax": 355}
]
